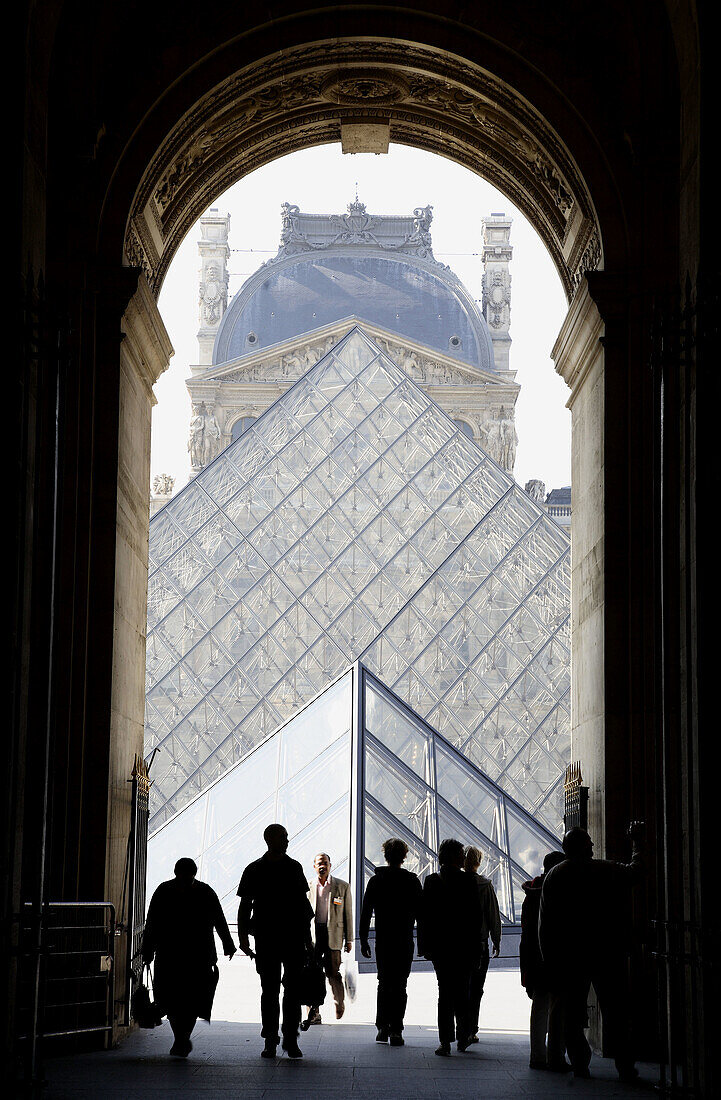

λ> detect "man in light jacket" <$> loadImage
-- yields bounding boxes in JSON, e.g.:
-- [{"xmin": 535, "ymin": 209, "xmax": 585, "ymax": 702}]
[{"xmin": 307, "ymin": 852, "xmax": 353, "ymax": 1021}]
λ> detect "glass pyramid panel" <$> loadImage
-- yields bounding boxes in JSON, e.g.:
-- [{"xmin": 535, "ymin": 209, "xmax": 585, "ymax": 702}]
[
  {"xmin": 359, "ymin": 667, "xmax": 559, "ymax": 924},
  {"xmin": 146, "ymin": 326, "xmax": 570, "ymax": 838},
  {"xmin": 146, "ymin": 662, "xmax": 562, "ymax": 930},
  {"xmin": 146, "ymin": 669, "xmax": 353, "ymax": 920}
]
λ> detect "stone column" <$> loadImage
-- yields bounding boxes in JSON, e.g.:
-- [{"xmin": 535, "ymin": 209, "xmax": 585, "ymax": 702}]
[
  {"xmin": 552, "ymin": 280, "xmax": 605, "ymax": 839},
  {"xmin": 196, "ymin": 209, "xmax": 230, "ymax": 366},
  {"xmin": 481, "ymin": 214, "xmax": 513, "ymax": 375},
  {"xmin": 108, "ymin": 277, "xmax": 173, "ymax": 1036}
]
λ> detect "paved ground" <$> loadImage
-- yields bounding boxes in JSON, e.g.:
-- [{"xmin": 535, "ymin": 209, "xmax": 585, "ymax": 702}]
[{"xmin": 45, "ymin": 961, "xmax": 659, "ymax": 1098}]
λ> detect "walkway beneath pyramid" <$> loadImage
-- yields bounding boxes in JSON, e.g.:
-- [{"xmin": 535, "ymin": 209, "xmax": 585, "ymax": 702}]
[{"xmin": 45, "ymin": 966, "xmax": 657, "ymax": 1098}]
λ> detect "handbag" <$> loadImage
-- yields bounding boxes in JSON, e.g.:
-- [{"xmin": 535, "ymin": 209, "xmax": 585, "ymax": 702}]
[
  {"xmin": 299, "ymin": 954, "xmax": 327, "ymax": 1009},
  {"xmin": 131, "ymin": 964, "xmax": 163, "ymax": 1028},
  {"xmin": 342, "ymin": 957, "xmax": 358, "ymax": 1003}
]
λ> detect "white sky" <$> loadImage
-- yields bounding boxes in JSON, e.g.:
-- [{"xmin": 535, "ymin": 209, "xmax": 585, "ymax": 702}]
[{"xmin": 153, "ymin": 144, "xmax": 570, "ymax": 493}]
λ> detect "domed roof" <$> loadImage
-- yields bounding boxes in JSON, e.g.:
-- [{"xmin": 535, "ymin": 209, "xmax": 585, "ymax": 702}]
[{"xmin": 212, "ymin": 202, "xmax": 497, "ymax": 373}]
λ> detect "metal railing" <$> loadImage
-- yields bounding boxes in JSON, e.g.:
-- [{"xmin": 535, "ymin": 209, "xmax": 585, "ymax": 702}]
[{"xmin": 21, "ymin": 902, "xmax": 116, "ymax": 1043}]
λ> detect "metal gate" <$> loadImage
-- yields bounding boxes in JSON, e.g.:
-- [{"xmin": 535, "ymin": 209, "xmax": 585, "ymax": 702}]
[{"xmin": 19, "ymin": 902, "xmax": 116, "ymax": 1044}]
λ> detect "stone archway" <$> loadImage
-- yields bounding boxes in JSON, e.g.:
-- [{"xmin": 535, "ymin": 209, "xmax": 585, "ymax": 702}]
[
  {"xmin": 124, "ymin": 39, "xmax": 601, "ymax": 300},
  {"xmin": 112, "ymin": 37, "xmax": 609, "ymax": 949},
  {"xmin": 19, "ymin": 2, "xmax": 707, "ymax": 1087}
]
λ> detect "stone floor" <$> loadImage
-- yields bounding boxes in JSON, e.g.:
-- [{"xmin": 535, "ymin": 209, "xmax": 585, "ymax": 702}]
[{"xmin": 44, "ymin": 960, "xmax": 659, "ymax": 1098}]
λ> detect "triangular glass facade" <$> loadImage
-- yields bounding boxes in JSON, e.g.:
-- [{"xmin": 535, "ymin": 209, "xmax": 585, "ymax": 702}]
[
  {"xmin": 146, "ymin": 327, "xmax": 570, "ymax": 840},
  {"xmin": 146, "ymin": 663, "xmax": 561, "ymax": 926}
]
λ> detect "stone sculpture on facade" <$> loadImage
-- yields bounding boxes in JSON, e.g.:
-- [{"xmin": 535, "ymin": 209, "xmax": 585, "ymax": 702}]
[
  {"xmin": 499, "ymin": 407, "xmax": 518, "ymax": 471},
  {"xmin": 199, "ymin": 262, "xmax": 224, "ymax": 326},
  {"xmin": 479, "ymin": 407, "xmax": 518, "ymax": 473},
  {"xmin": 525, "ymin": 479, "xmax": 546, "ymax": 503},
  {"xmin": 153, "ymin": 473, "xmax": 176, "ymax": 496},
  {"xmin": 188, "ymin": 402, "xmax": 222, "ymax": 470},
  {"xmin": 188, "ymin": 404, "xmax": 206, "ymax": 468},
  {"xmin": 202, "ymin": 407, "xmax": 221, "ymax": 465}
]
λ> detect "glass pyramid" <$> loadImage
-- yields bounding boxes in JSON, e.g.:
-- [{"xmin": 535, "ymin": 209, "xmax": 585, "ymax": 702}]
[
  {"xmin": 145, "ymin": 327, "xmax": 570, "ymax": 839},
  {"xmin": 146, "ymin": 662, "xmax": 562, "ymax": 926}
]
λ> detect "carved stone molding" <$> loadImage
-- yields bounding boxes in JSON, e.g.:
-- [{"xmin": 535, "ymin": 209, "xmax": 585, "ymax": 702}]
[
  {"xmin": 120, "ymin": 275, "xmax": 174, "ymax": 401},
  {"xmin": 321, "ymin": 69, "xmax": 410, "ymax": 105},
  {"xmin": 551, "ymin": 277, "xmax": 604, "ymax": 409},
  {"xmin": 125, "ymin": 40, "xmax": 600, "ymax": 299}
]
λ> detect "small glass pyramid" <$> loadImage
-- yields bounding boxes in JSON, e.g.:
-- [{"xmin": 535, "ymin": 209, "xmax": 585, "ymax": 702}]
[
  {"xmin": 146, "ymin": 662, "xmax": 562, "ymax": 925},
  {"xmin": 146, "ymin": 327, "xmax": 570, "ymax": 840}
]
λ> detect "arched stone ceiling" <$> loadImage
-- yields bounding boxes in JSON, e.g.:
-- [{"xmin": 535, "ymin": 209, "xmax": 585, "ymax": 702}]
[{"xmin": 125, "ymin": 39, "xmax": 601, "ymax": 301}]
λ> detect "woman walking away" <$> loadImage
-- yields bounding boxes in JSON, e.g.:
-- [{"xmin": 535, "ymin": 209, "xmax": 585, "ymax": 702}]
[
  {"xmin": 359, "ymin": 838, "xmax": 423, "ymax": 1046},
  {"xmin": 142, "ymin": 857, "xmax": 236, "ymax": 1057},
  {"xmin": 463, "ymin": 846, "xmax": 502, "ymax": 1045}
]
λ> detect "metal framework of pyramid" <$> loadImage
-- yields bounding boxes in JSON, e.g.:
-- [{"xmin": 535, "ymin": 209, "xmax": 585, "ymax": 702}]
[
  {"xmin": 145, "ymin": 328, "xmax": 570, "ymax": 842},
  {"xmin": 146, "ymin": 662, "xmax": 562, "ymax": 928}
]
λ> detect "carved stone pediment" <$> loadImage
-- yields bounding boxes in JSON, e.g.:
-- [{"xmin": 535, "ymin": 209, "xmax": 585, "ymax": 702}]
[{"xmin": 194, "ymin": 320, "xmax": 512, "ymax": 391}]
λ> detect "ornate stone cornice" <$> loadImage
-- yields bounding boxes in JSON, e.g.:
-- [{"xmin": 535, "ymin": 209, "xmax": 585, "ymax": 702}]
[
  {"xmin": 551, "ymin": 277, "xmax": 604, "ymax": 410},
  {"xmin": 263, "ymin": 200, "xmax": 443, "ymax": 268},
  {"xmin": 125, "ymin": 40, "xmax": 600, "ymax": 299},
  {"xmin": 120, "ymin": 275, "xmax": 174, "ymax": 402}
]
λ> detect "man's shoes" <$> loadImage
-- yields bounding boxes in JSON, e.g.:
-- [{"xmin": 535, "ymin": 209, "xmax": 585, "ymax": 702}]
[
  {"xmin": 529, "ymin": 1059, "xmax": 548, "ymax": 1070},
  {"xmin": 457, "ymin": 1037, "xmax": 472, "ymax": 1053},
  {"xmin": 169, "ymin": 1038, "xmax": 192, "ymax": 1057},
  {"xmin": 308, "ymin": 1010, "xmax": 322, "ymax": 1025},
  {"xmin": 281, "ymin": 1040, "xmax": 303, "ymax": 1059},
  {"xmin": 547, "ymin": 1059, "xmax": 572, "ymax": 1073},
  {"xmin": 335, "ymin": 1002, "xmax": 345, "ymax": 1019},
  {"xmin": 376, "ymin": 1029, "xmax": 389, "ymax": 1043},
  {"xmin": 435, "ymin": 1043, "xmax": 452, "ymax": 1056},
  {"xmin": 260, "ymin": 1041, "xmax": 277, "ymax": 1059},
  {"xmin": 389, "ymin": 1033, "xmax": 404, "ymax": 1046},
  {"xmin": 467, "ymin": 1034, "xmax": 480, "ymax": 1044}
]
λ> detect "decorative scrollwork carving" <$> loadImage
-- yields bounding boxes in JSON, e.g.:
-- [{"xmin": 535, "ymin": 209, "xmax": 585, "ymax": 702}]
[
  {"xmin": 127, "ymin": 40, "xmax": 600, "ymax": 299},
  {"xmin": 321, "ymin": 69, "xmax": 410, "ymax": 105}
]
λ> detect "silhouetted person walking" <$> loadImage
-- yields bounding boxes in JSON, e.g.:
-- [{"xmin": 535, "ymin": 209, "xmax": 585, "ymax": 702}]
[
  {"xmin": 422, "ymin": 838, "xmax": 483, "ymax": 1056},
  {"xmin": 359, "ymin": 838, "xmax": 423, "ymax": 1045},
  {"xmin": 141, "ymin": 857, "xmax": 236, "ymax": 1057},
  {"xmin": 463, "ymin": 845, "xmax": 502, "ymax": 1045},
  {"xmin": 539, "ymin": 822, "xmax": 645, "ymax": 1082},
  {"xmin": 306, "ymin": 852, "xmax": 353, "ymax": 1022},
  {"xmin": 237, "ymin": 824, "xmax": 313, "ymax": 1059},
  {"xmin": 519, "ymin": 849, "xmax": 568, "ymax": 1071}
]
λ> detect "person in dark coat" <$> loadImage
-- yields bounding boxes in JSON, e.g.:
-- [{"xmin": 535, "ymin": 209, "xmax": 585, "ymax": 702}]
[
  {"xmin": 539, "ymin": 822, "xmax": 645, "ymax": 1082},
  {"xmin": 237, "ymin": 823, "xmax": 314, "ymax": 1060},
  {"xmin": 422, "ymin": 838, "xmax": 483, "ymax": 1056},
  {"xmin": 359, "ymin": 838, "xmax": 423, "ymax": 1046},
  {"xmin": 463, "ymin": 845, "xmax": 502, "ymax": 1045},
  {"xmin": 519, "ymin": 849, "xmax": 567, "ymax": 1071},
  {"xmin": 141, "ymin": 856, "xmax": 236, "ymax": 1057}
]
